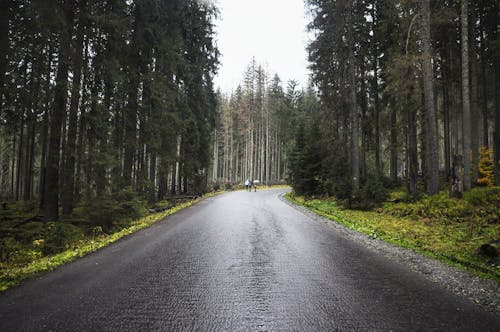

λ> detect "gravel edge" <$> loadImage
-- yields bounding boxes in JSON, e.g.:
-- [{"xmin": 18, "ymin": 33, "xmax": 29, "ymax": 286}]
[{"xmin": 279, "ymin": 193, "xmax": 500, "ymax": 313}]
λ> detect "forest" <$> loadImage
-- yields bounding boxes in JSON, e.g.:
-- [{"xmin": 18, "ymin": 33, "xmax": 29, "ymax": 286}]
[
  {"xmin": 2, "ymin": 0, "xmax": 498, "ymax": 219},
  {"xmin": 0, "ymin": 0, "xmax": 218, "ymax": 222},
  {"xmin": 210, "ymin": 59, "xmax": 316, "ymax": 188},
  {"xmin": 286, "ymin": 0, "xmax": 500, "ymax": 204}
]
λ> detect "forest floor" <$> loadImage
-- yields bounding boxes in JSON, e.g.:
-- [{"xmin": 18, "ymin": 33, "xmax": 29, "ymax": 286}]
[
  {"xmin": 0, "ymin": 192, "xmax": 226, "ymax": 291},
  {"xmin": 286, "ymin": 187, "xmax": 500, "ymax": 282}
]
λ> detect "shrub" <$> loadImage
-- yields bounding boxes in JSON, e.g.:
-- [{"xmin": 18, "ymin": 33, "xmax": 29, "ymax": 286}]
[
  {"xmin": 353, "ymin": 175, "xmax": 389, "ymax": 210},
  {"xmin": 477, "ymin": 147, "xmax": 494, "ymax": 187},
  {"xmin": 43, "ymin": 222, "xmax": 83, "ymax": 255},
  {"xmin": 82, "ymin": 189, "xmax": 146, "ymax": 230},
  {"xmin": 0, "ymin": 237, "xmax": 24, "ymax": 262},
  {"xmin": 464, "ymin": 187, "xmax": 500, "ymax": 207}
]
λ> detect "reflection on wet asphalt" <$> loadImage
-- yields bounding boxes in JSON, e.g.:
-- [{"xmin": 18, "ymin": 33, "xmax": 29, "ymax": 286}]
[{"xmin": 0, "ymin": 189, "xmax": 499, "ymax": 331}]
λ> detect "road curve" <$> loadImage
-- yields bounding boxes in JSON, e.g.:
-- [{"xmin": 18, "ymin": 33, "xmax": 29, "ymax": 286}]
[{"xmin": 0, "ymin": 189, "xmax": 499, "ymax": 331}]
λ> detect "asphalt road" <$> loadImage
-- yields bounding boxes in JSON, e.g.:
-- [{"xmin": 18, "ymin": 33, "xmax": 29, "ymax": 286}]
[{"xmin": 0, "ymin": 189, "xmax": 499, "ymax": 331}]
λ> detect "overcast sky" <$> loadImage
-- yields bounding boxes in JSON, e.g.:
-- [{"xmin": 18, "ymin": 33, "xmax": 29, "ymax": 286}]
[{"xmin": 213, "ymin": 0, "xmax": 311, "ymax": 93}]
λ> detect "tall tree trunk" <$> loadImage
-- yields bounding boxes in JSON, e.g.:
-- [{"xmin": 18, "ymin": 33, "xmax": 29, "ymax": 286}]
[
  {"xmin": 44, "ymin": 3, "xmax": 74, "ymax": 221},
  {"xmin": 360, "ymin": 62, "xmax": 368, "ymax": 179},
  {"xmin": 10, "ymin": 134, "xmax": 16, "ymax": 198},
  {"xmin": 123, "ymin": 77, "xmax": 138, "ymax": 187},
  {"xmin": 461, "ymin": 0, "xmax": 472, "ymax": 191},
  {"xmin": 346, "ymin": 1, "xmax": 359, "ymax": 195},
  {"xmin": 62, "ymin": 27, "xmax": 84, "ymax": 215},
  {"xmin": 39, "ymin": 70, "xmax": 51, "ymax": 208},
  {"xmin": 390, "ymin": 105, "xmax": 398, "ymax": 182},
  {"xmin": 407, "ymin": 67, "xmax": 418, "ymax": 194},
  {"xmin": 442, "ymin": 51, "xmax": 452, "ymax": 181},
  {"xmin": 0, "ymin": 0, "xmax": 10, "ymax": 117},
  {"xmin": 479, "ymin": 12, "xmax": 489, "ymax": 148},
  {"xmin": 149, "ymin": 151, "xmax": 156, "ymax": 204},
  {"xmin": 24, "ymin": 46, "xmax": 44, "ymax": 202},
  {"xmin": 24, "ymin": 119, "xmax": 36, "ymax": 201},
  {"xmin": 372, "ymin": 3, "xmax": 381, "ymax": 176},
  {"xmin": 420, "ymin": 0, "xmax": 439, "ymax": 195},
  {"xmin": 494, "ymin": 3, "xmax": 500, "ymax": 185},
  {"xmin": 16, "ymin": 114, "xmax": 25, "ymax": 201},
  {"xmin": 470, "ymin": 8, "xmax": 479, "ymax": 185}
]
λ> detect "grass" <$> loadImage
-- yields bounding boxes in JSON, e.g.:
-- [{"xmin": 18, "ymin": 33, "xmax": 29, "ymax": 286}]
[
  {"xmin": 0, "ymin": 191, "xmax": 223, "ymax": 292},
  {"xmin": 285, "ymin": 187, "xmax": 500, "ymax": 282}
]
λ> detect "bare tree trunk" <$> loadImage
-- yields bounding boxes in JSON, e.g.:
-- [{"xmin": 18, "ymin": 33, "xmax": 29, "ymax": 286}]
[
  {"xmin": 442, "ymin": 52, "xmax": 452, "ymax": 181},
  {"xmin": 461, "ymin": 0, "xmax": 472, "ymax": 191},
  {"xmin": 346, "ymin": 1, "xmax": 359, "ymax": 195},
  {"xmin": 407, "ymin": 67, "xmax": 418, "ymax": 194},
  {"xmin": 62, "ymin": 27, "xmax": 84, "ymax": 215},
  {"xmin": 470, "ymin": 9, "xmax": 479, "ymax": 185},
  {"xmin": 24, "ymin": 116, "xmax": 36, "ymax": 201},
  {"xmin": 390, "ymin": 105, "xmax": 398, "ymax": 182},
  {"xmin": 149, "ymin": 152, "xmax": 156, "ymax": 204},
  {"xmin": 360, "ymin": 63, "xmax": 368, "ymax": 179},
  {"xmin": 420, "ymin": 0, "xmax": 439, "ymax": 195},
  {"xmin": 39, "ymin": 71, "xmax": 51, "ymax": 208},
  {"xmin": 372, "ymin": 3, "xmax": 381, "ymax": 176},
  {"xmin": 212, "ymin": 129, "xmax": 217, "ymax": 181},
  {"xmin": 16, "ymin": 114, "xmax": 25, "ymax": 201},
  {"xmin": 44, "ymin": 3, "xmax": 74, "ymax": 221},
  {"xmin": 10, "ymin": 134, "xmax": 15, "ymax": 198},
  {"xmin": 0, "ymin": 0, "xmax": 11, "ymax": 117},
  {"xmin": 479, "ymin": 13, "xmax": 489, "ymax": 148},
  {"xmin": 494, "ymin": 3, "xmax": 500, "ymax": 185}
]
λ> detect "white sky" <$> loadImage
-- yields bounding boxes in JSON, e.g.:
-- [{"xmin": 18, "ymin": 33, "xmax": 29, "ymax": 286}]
[{"xmin": 213, "ymin": 0, "xmax": 311, "ymax": 93}]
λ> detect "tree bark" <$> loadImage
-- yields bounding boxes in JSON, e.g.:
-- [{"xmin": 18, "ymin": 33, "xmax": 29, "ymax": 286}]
[
  {"xmin": 44, "ymin": 3, "xmax": 74, "ymax": 221},
  {"xmin": 372, "ymin": 4, "xmax": 381, "ymax": 176},
  {"xmin": 420, "ymin": 0, "xmax": 439, "ymax": 195},
  {"xmin": 346, "ymin": 1, "xmax": 359, "ymax": 195},
  {"xmin": 442, "ymin": 54, "xmax": 451, "ymax": 181},
  {"xmin": 0, "ymin": 0, "xmax": 11, "ymax": 117},
  {"xmin": 470, "ymin": 7, "xmax": 479, "ymax": 185},
  {"xmin": 149, "ymin": 151, "xmax": 156, "ymax": 204},
  {"xmin": 494, "ymin": 2, "xmax": 500, "ymax": 185},
  {"xmin": 479, "ymin": 10, "xmax": 489, "ymax": 148},
  {"xmin": 390, "ymin": 105, "xmax": 398, "ymax": 182},
  {"xmin": 461, "ymin": 0, "xmax": 472, "ymax": 191},
  {"xmin": 62, "ymin": 24, "xmax": 84, "ymax": 215},
  {"xmin": 407, "ymin": 67, "xmax": 418, "ymax": 194}
]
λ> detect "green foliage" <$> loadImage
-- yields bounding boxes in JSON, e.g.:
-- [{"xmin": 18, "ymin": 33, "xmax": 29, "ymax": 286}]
[
  {"xmin": 477, "ymin": 147, "xmax": 495, "ymax": 187},
  {"xmin": 212, "ymin": 181, "xmax": 221, "ymax": 191},
  {"xmin": 82, "ymin": 189, "xmax": 146, "ymax": 230},
  {"xmin": 383, "ymin": 192, "xmax": 469, "ymax": 223},
  {"xmin": 0, "ymin": 238, "xmax": 27, "ymax": 263},
  {"xmin": 43, "ymin": 223, "xmax": 83, "ymax": 255},
  {"xmin": 354, "ymin": 175, "xmax": 390, "ymax": 210},
  {"xmin": 464, "ymin": 187, "xmax": 500, "ymax": 206}
]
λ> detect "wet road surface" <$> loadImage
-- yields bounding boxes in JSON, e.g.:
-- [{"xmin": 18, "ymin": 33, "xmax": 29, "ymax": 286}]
[{"xmin": 0, "ymin": 189, "xmax": 499, "ymax": 331}]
